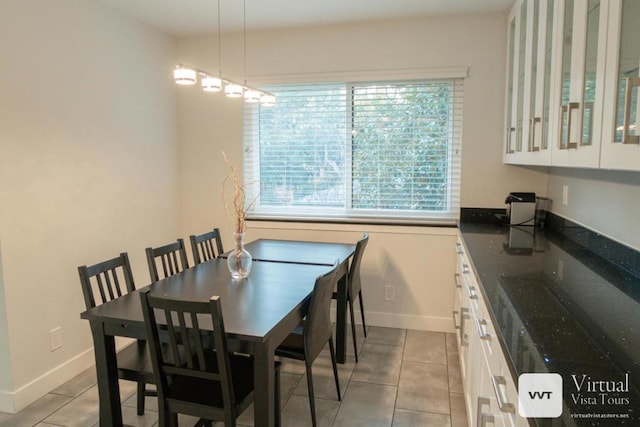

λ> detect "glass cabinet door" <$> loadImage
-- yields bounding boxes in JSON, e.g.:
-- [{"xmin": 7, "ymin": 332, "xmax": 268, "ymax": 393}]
[
  {"xmin": 613, "ymin": 0, "xmax": 639, "ymax": 145},
  {"xmin": 600, "ymin": 0, "xmax": 640, "ymax": 170},
  {"xmin": 527, "ymin": 0, "xmax": 540, "ymax": 152},
  {"xmin": 553, "ymin": 0, "xmax": 605, "ymax": 167},
  {"xmin": 580, "ymin": 0, "xmax": 602, "ymax": 147},
  {"xmin": 559, "ymin": 0, "xmax": 576, "ymax": 150},
  {"xmin": 541, "ymin": 0, "xmax": 555, "ymax": 151},
  {"xmin": 515, "ymin": 0, "xmax": 528, "ymax": 152},
  {"xmin": 506, "ymin": 14, "xmax": 517, "ymax": 154}
]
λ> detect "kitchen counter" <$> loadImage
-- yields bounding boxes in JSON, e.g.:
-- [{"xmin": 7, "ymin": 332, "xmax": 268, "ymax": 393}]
[{"xmin": 458, "ymin": 220, "xmax": 639, "ymax": 425}]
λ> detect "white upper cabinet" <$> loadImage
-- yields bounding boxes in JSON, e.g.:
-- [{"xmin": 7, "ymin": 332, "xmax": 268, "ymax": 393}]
[
  {"xmin": 504, "ymin": 0, "xmax": 640, "ymax": 171},
  {"xmin": 550, "ymin": 0, "xmax": 608, "ymax": 168},
  {"xmin": 504, "ymin": 0, "xmax": 555, "ymax": 165},
  {"xmin": 528, "ymin": 0, "xmax": 556, "ymax": 164},
  {"xmin": 600, "ymin": 0, "xmax": 640, "ymax": 170},
  {"xmin": 504, "ymin": 1, "xmax": 523, "ymax": 161}
]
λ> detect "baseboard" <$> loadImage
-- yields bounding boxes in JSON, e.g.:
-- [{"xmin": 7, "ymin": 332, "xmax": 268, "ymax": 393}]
[
  {"xmin": 331, "ymin": 308, "xmax": 454, "ymax": 333},
  {"xmin": 0, "ymin": 348, "xmax": 95, "ymax": 414}
]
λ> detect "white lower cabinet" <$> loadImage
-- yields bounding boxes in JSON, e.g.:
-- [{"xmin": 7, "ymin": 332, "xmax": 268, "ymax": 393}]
[{"xmin": 455, "ymin": 236, "xmax": 527, "ymax": 427}]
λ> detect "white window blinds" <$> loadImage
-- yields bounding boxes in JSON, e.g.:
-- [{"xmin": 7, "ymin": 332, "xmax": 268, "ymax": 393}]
[{"xmin": 243, "ymin": 79, "xmax": 463, "ymax": 224}]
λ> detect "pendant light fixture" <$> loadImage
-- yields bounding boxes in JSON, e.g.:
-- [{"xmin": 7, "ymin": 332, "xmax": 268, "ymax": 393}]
[
  {"xmin": 173, "ymin": 66, "xmax": 197, "ymax": 85},
  {"xmin": 172, "ymin": 0, "xmax": 274, "ymax": 106},
  {"xmin": 225, "ymin": 83, "xmax": 244, "ymax": 98},
  {"xmin": 201, "ymin": 75, "xmax": 222, "ymax": 92}
]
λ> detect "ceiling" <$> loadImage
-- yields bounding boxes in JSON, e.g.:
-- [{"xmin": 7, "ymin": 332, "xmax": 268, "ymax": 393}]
[{"xmin": 100, "ymin": 0, "xmax": 514, "ymax": 37}]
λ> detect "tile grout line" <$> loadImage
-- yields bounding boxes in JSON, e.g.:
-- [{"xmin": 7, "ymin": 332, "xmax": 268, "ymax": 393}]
[
  {"xmin": 329, "ymin": 326, "xmax": 362, "ymax": 427},
  {"xmin": 389, "ymin": 328, "xmax": 408, "ymax": 427}
]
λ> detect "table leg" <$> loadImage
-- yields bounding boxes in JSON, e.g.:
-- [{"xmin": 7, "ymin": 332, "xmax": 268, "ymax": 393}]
[
  {"xmin": 254, "ymin": 344, "xmax": 276, "ymax": 427},
  {"xmin": 335, "ymin": 264, "xmax": 348, "ymax": 364},
  {"xmin": 90, "ymin": 321, "xmax": 122, "ymax": 426}
]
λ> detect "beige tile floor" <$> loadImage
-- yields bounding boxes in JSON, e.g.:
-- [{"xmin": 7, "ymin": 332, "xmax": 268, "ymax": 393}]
[{"xmin": 0, "ymin": 327, "xmax": 468, "ymax": 427}]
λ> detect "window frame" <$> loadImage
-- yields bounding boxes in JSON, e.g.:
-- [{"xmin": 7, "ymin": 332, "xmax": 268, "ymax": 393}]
[{"xmin": 243, "ymin": 69, "xmax": 467, "ymax": 225}]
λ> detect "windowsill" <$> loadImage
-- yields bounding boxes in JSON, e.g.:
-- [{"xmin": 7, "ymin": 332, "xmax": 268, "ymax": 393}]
[{"xmin": 246, "ymin": 217, "xmax": 459, "ymax": 236}]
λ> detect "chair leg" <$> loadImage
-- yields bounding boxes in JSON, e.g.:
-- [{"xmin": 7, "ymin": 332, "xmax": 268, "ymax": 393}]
[
  {"xmin": 358, "ymin": 290, "xmax": 367, "ymax": 337},
  {"xmin": 157, "ymin": 408, "xmax": 175, "ymax": 427},
  {"xmin": 348, "ymin": 297, "xmax": 359, "ymax": 363},
  {"xmin": 136, "ymin": 381, "xmax": 145, "ymax": 415},
  {"xmin": 305, "ymin": 361, "xmax": 317, "ymax": 427},
  {"xmin": 328, "ymin": 337, "xmax": 341, "ymax": 401}
]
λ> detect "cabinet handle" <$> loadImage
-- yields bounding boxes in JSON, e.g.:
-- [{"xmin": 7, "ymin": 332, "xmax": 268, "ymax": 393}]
[
  {"xmin": 453, "ymin": 310, "xmax": 460, "ymax": 330},
  {"xmin": 467, "ymin": 284, "xmax": 478, "ymax": 300},
  {"xmin": 476, "ymin": 397, "xmax": 495, "ymax": 427},
  {"xmin": 622, "ymin": 77, "xmax": 640, "ymax": 145},
  {"xmin": 560, "ymin": 102, "xmax": 579, "ymax": 149},
  {"xmin": 462, "ymin": 264, "xmax": 470, "ymax": 274},
  {"xmin": 460, "ymin": 308, "xmax": 470, "ymax": 347},
  {"xmin": 491, "ymin": 375, "xmax": 516, "ymax": 413},
  {"xmin": 528, "ymin": 117, "xmax": 541, "ymax": 152},
  {"xmin": 476, "ymin": 318, "xmax": 492, "ymax": 341},
  {"xmin": 455, "ymin": 242, "xmax": 463, "ymax": 255},
  {"xmin": 454, "ymin": 273, "xmax": 462, "ymax": 289},
  {"xmin": 506, "ymin": 127, "xmax": 516, "ymax": 153}
]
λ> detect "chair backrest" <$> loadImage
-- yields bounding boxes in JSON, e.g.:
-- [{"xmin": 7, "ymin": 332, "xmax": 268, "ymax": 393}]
[
  {"xmin": 189, "ymin": 228, "xmax": 224, "ymax": 265},
  {"xmin": 348, "ymin": 232, "xmax": 369, "ymax": 300},
  {"xmin": 145, "ymin": 238, "xmax": 190, "ymax": 282},
  {"xmin": 78, "ymin": 252, "xmax": 136, "ymax": 310},
  {"xmin": 304, "ymin": 264, "xmax": 340, "ymax": 361},
  {"xmin": 140, "ymin": 290, "xmax": 235, "ymax": 413}
]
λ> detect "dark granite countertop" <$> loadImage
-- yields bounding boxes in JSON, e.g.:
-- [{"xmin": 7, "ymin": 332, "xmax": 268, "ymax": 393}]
[{"xmin": 458, "ymin": 221, "xmax": 640, "ymax": 426}]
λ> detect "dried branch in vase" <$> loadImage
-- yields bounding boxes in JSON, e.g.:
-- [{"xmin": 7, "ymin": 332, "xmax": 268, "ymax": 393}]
[
  {"xmin": 222, "ymin": 151, "xmax": 256, "ymax": 278},
  {"xmin": 222, "ymin": 150, "xmax": 257, "ymax": 235}
]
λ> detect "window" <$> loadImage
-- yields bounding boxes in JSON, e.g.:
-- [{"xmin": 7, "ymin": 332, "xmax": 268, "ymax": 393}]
[{"xmin": 243, "ymin": 79, "xmax": 463, "ymax": 224}]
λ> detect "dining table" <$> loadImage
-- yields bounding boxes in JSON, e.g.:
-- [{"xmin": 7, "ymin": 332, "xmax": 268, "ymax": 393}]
[
  {"xmin": 80, "ymin": 239, "xmax": 355, "ymax": 427},
  {"xmin": 222, "ymin": 238, "xmax": 357, "ymax": 364}
]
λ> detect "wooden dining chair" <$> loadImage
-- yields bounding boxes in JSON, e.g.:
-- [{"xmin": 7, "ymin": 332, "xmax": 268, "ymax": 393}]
[
  {"xmin": 145, "ymin": 238, "xmax": 190, "ymax": 282},
  {"xmin": 189, "ymin": 228, "xmax": 224, "ymax": 265},
  {"xmin": 275, "ymin": 264, "xmax": 341, "ymax": 427},
  {"xmin": 140, "ymin": 290, "xmax": 281, "ymax": 427},
  {"xmin": 333, "ymin": 232, "xmax": 369, "ymax": 363},
  {"xmin": 77, "ymin": 252, "xmax": 155, "ymax": 416}
]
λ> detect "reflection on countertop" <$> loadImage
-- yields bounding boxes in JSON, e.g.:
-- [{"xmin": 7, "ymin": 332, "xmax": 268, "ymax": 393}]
[{"xmin": 459, "ymin": 219, "xmax": 640, "ymax": 426}]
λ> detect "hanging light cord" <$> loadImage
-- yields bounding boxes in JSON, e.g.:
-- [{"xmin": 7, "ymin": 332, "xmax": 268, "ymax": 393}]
[
  {"xmin": 217, "ymin": 0, "xmax": 222, "ymax": 76},
  {"xmin": 243, "ymin": 0, "xmax": 247, "ymax": 84}
]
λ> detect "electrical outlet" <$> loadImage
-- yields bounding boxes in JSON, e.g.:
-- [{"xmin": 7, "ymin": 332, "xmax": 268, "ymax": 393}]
[
  {"xmin": 384, "ymin": 285, "xmax": 395, "ymax": 301},
  {"xmin": 562, "ymin": 185, "xmax": 569, "ymax": 205},
  {"xmin": 50, "ymin": 327, "xmax": 62, "ymax": 352}
]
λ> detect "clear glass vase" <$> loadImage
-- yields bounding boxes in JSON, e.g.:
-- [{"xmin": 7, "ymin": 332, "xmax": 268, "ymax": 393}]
[{"xmin": 227, "ymin": 232, "xmax": 252, "ymax": 279}]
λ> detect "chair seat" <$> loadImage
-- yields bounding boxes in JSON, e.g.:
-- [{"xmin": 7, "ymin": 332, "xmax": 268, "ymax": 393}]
[
  {"xmin": 116, "ymin": 341, "xmax": 155, "ymax": 383},
  {"xmin": 168, "ymin": 352, "xmax": 255, "ymax": 409},
  {"xmin": 275, "ymin": 325, "xmax": 305, "ymax": 360},
  {"xmin": 116, "ymin": 340, "xmax": 179, "ymax": 384}
]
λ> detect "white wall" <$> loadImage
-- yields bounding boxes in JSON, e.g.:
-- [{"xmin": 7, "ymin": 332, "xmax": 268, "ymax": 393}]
[
  {"xmin": 0, "ymin": 244, "xmax": 10, "ymax": 395},
  {"xmin": 547, "ymin": 168, "xmax": 640, "ymax": 250},
  {"xmin": 176, "ymin": 14, "xmax": 548, "ymax": 333},
  {"xmin": 0, "ymin": 0, "xmax": 179, "ymax": 412}
]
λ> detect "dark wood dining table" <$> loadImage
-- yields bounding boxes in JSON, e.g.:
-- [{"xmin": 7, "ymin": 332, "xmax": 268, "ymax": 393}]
[
  {"xmin": 223, "ymin": 239, "xmax": 357, "ymax": 364},
  {"xmin": 81, "ymin": 239, "xmax": 355, "ymax": 427}
]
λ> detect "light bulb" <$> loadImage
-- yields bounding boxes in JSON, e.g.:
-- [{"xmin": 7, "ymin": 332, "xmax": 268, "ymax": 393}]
[
  {"xmin": 260, "ymin": 94, "xmax": 276, "ymax": 106},
  {"xmin": 202, "ymin": 76, "xmax": 222, "ymax": 92},
  {"xmin": 225, "ymin": 83, "xmax": 244, "ymax": 98},
  {"xmin": 173, "ymin": 67, "xmax": 196, "ymax": 85},
  {"xmin": 244, "ymin": 89, "xmax": 261, "ymax": 103}
]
